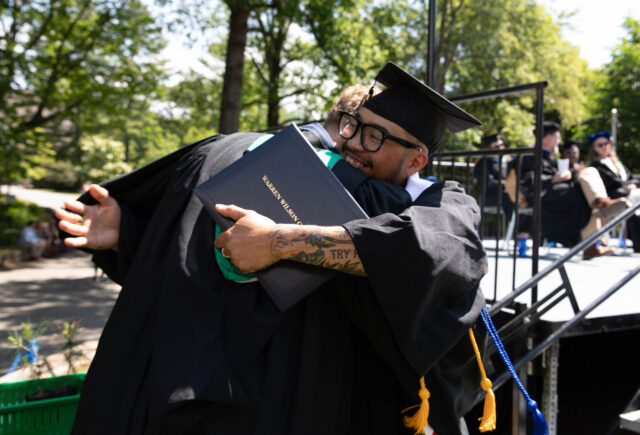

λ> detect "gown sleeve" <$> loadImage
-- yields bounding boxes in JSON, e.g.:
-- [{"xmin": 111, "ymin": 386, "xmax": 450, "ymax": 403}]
[
  {"xmin": 519, "ymin": 156, "xmax": 555, "ymax": 202},
  {"xmin": 342, "ymin": 181, "xmax": 487, "ymax": 375},
  {"xmin": 60, "ymin": 136, "xmax": 218, "ymax": 284},
  {"xmin": 338, "ymin": 181, "xmax": 487, "ymax": 434}
]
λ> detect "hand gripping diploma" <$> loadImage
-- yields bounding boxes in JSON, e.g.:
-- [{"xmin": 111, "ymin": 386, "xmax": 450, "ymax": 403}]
[{"xmin": 55, "ymin": 184, "xmax": 121, "ymax": 251}]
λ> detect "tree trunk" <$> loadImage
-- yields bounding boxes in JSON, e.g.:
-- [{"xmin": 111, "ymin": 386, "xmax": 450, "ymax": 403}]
[
  {"xmin": 266, "ymin": 24, "xmax": 285, "ymax": 128},
  {"xmin": 266, "ymin": 65, "xmax": 280, "ymax": 128},
  {"xmin": 219, "ymin": 4, "xmax": 249, "ymax": 134},
  {"xmin": 124, "ymin": 134, "xmax": 130, "ymax": 162}
]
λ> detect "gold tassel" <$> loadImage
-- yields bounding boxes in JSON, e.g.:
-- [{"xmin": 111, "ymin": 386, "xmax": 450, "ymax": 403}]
[
  {"xmin": 403, "ymin": 376, "xmax": 431, "ymax": 435},
  {"xmin": 469, "ymin": 328, "xmax": 497, "ymax": 432},
  {"xmin": 478, "ymin": 378, "xmax": 496, "ymax": 431}
]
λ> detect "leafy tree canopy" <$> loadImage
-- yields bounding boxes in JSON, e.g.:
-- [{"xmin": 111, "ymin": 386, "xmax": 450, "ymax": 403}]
[
  {"xmin": 588, "ymin": 18, "xmax": 640, "ymax": 172},
  {"xmin": 0, "ymin": 0, "xmax": 166, "ymax": 181}
]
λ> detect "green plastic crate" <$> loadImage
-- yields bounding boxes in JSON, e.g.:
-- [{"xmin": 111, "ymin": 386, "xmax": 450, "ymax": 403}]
[{"xmin": 0, "ymin": 373, "xmax": 85, "ymax": 435}]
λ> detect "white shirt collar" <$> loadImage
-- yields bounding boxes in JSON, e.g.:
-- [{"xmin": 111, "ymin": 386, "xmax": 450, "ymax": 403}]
[{"xmin": 405, "ymin": 172, "xmax": 434, "ymax": 202}]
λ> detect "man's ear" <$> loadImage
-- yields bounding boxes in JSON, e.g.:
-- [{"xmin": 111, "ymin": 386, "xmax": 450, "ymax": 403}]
[{"xmin": 406, "ymin": 150, "xmax": 429, "ymax": 177}]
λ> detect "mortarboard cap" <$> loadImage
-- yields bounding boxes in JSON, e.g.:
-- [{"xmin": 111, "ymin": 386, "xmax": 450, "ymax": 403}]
[
  {"xmin": 587, "ymin": 130, "xmax": 611, "ymax": 146},
  {"xmin": 562, "ymin": 138, "xmax": 581, "ymax": 151},
  {"xmin": 363, "ymin": 62, "xmax": 481, "ymax": 153},
  {"xmin": 481, "ymin": 133, "xmax": 503, "ymax": 148}
]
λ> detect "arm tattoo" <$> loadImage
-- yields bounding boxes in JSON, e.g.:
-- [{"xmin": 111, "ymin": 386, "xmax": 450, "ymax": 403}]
[{"xmin": 269, "ymin": 227, "xmax": 366, "ymax": 276}]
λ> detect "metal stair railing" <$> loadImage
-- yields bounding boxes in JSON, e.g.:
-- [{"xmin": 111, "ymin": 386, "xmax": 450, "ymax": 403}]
[{"xmin": 486, "ymin": 200, "xmax": 640, "ymax": 390}]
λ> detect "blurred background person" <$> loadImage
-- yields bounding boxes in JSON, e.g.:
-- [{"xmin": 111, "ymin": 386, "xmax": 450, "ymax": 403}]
[
  {"xmin": 588, "ymin": 130, "xmax": 640, "ymax": 252},
  {"xmin": 474, "ymin": 133, "xmax": 514, "ymax": 222},
  {"xmin": 19, "ymin": 220, "xmax": 46, "ymax": 260},
  {"xmin": 562, "ymin": 139, "xmax": 585, "ymax": 172}
]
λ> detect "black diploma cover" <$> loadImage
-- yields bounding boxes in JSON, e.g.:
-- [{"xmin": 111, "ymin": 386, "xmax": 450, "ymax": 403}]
[{"xmin": 194, "ymin": 124, "xmax": 368, "ymax": 312}]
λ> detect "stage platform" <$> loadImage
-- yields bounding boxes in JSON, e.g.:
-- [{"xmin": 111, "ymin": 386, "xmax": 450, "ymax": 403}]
[{"xmin": 479, "ymin": 238, "xmax": 640, "ymax": 325}]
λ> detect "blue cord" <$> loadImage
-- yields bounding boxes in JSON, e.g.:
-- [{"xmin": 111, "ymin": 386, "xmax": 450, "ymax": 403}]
[
  {"xmin": 8, "ymin": 339, "xmax": 38, "ymax": 374},
  {"xmin": 480, "ymin": 305, "xmax": 549, "ymax": 435}
]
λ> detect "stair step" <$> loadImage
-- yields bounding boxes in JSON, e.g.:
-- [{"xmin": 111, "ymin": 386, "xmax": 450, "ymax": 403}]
[{"xmin": 620, "ymin": 409, "xmax": 640, "ymax": 433}]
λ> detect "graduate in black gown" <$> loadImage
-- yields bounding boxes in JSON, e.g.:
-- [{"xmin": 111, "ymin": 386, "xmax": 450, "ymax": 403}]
[
  {"xmin": 588, "ymin": 131, "xmax": 640, "ymax": 252},
  {"xmin": 57, "ymin": 62, "xmax": 488, "ymax": 435},
  {"xmin": 473, "ymin": 133, "xmax": 514, "ymax": 223},
  {"xmin": 516, "ymin": 122, "xmax": 589, "ymax": 246}
]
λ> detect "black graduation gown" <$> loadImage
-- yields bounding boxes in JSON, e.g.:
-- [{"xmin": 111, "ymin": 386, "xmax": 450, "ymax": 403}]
[
  {"xmin": 590, "ymin": 160, "xmax": 640, "ymax": 252},
  {"xmin": 590, "ymin": 160, "xmax": 640, "ymax": 199},
  {"xmin": 517, "ymin": 154, "xmax": 590, "ymax": 246},
  {"xmin": 68, "ymin": 132, "xmax": 487, "ymax": 435},
  {"xmin": 473, "ymin": 157, "xmax": 514, "ymax": 220}
]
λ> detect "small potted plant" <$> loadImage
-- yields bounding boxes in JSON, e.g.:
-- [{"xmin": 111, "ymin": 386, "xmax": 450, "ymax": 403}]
[
  {"xmin": 6, "ymin": 320, "xmax": 83, "ymax": 401},
  {"xmin": 2, "ymin": 320, "xmax": 86, "ymax": 434},
  {"xmin": 7, "ymin": 320, "xmax": 53, "ymax": 400}
]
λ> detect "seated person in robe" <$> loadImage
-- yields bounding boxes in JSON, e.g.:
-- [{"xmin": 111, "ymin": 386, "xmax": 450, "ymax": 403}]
[
  {"xmin": 473, "ymin": 133, "xmax": 514, "ymax": 223},
  {"xmin": 516, "ymin": 122, "xmax": 627, "ymax": 259},
  {"xmin": 561, "ymin": 139, "xmax": 585, "ymax": 172},
  {"xmin": 588, "ymin": 130, "xmax": 640, "ymax": 252},
  {"xmin": 19, "ymin": 220, "xmax": 46, "ymax": 260}
]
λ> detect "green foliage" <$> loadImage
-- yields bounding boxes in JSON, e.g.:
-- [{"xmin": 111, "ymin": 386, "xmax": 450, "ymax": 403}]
[
  {"xmin": 2, "ymin": 0, "xmax": 627, "ymax": 177},
  {"xmin": 0, "ymin": 0, "xmax": 166, "ymax": 181},
  {"xmin": 589, "ymin": 18, "xmax": 640, "ymax": 172},
  {"xmin": 33, "ymin": 161, "xmax": 82, "ymax": 192},
  {"xmin": 168, "ymin": 0, "xmax": 394, "ymax": 131},
  {"xmin": 158, "ymin": 71, "xmax": 221, "ymax": 147},
  {"xmin": 77, "ymin": 135, "xmax": 133, "ymax": 183},
  {"xmin": 294, "ymin": 0, "xmax": 398, "ymax": 122},
  {"xmin": 0, "ymin": 197, "xmax": 47, "ymax": 249},
  {"xmin": 387, "ymin": 0, "xmax": 592, "ymax": 150},
  {"xmin": 61, "ymin": 320, "xmax": 83, "ymax": 377}
]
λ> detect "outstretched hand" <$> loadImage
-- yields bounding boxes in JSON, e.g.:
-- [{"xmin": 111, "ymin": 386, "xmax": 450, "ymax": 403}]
[
  {"xmin": 213, "ymin": 204, "xmax": 280, "ymax": 274},
  {"xmin": 56, "ymin": 184, "xmax": 121, "ymax": 250}
]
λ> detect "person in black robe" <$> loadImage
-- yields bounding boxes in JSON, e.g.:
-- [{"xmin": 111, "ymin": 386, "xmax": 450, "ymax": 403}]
[
  {"xmin": 587, "ymin": 130, "xmax": 640, "ymax": 252},
  {"xmin": 515, "ymin": 122, "xmax": 625, "ymax": 258},
  {"xmin": 473, "ymin": 133, "xmax": 514, "ymax": 223},
  {"xmin": 57, "ymin": 62, "xmax": 488, "ymax": 435}
]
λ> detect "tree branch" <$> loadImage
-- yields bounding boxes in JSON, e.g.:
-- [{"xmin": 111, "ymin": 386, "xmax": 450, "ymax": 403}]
[
  {"xmin": 249, "ymin": 51, "xmax": 269, "ymax": 85},
  {"xmin": 24, "ymin": 0, "xmax": 58, "ymax": 52},
  {"xmin": 303, "ymin": 15, "xmax": 345, "ymax": 76},
  {"xmin": 279, "ymin": 87, "xmax": 309, "ymax": 100}
]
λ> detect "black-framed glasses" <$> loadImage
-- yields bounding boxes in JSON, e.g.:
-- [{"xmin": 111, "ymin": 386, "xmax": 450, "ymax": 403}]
[
  {"xmin": 594, "ymin": 140, "xmax": 610, "ymax": 148},
  {"xmin": 338, "ymin": 112, "xmax": 424, "ymax": 152}
]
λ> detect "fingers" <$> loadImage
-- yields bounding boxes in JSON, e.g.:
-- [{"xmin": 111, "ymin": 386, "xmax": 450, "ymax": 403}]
[
  {"xmin": 55, "ymin": 207, "xmax": 85, "ymax": 225},
  {"xmin": 213, "ymin": 204, "xmax": 250, "ymax": 249},
  {"xmin": 214, "ymin": 231, "xmax": 227, "ymax": 249},
  {"xmin": 62, "ymin": 199, "xmax": 87, "ymax": 215},
  {"xmin": 215, "ymin": 204, "xmax": 249, "ymax": 222},
  {"xmin": 88, "ymin": 184, "xmax": 114, "ymax": 207},
  {"xmin": 64, "ymin": 236, "xmax": 89, "ymax": 248},
  {"xmin": 58, "ymin": 219, "xmax": 88, "ymax": 237}
]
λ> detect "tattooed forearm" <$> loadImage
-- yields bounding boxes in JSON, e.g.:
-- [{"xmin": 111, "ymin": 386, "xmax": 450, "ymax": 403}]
[
  {"xmin": 290, "ymin": 249, "xmax": 325, "ymax": 266},
  {"xmin": 270, "ymin": 229, "xmax": 293, "ymax": 258},
  {"xmin": 269, "ymin": 225, "xmax": 366, "ymax": 276},
  {"xmin": 291, "ymin": 231, "xmax": 352, "ymax": 248}
]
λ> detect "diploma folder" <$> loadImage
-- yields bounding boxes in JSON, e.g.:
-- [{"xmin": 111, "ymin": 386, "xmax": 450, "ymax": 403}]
[{"xmin": 194, "ymin": 124, "xmax": 368, "ymax": 312}]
